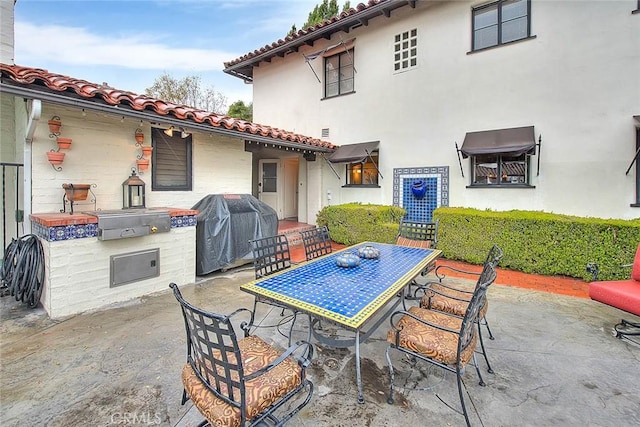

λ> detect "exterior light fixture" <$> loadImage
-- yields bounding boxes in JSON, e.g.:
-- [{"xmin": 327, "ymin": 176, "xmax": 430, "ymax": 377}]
[{"xmin": 122, "ymin": 169, "xmax": 146, "ymax": 209}]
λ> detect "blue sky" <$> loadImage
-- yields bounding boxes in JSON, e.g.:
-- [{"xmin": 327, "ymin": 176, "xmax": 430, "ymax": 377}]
[{"xmin": 14, "ymin": 0, "xmax": 319, "ymax": 107}]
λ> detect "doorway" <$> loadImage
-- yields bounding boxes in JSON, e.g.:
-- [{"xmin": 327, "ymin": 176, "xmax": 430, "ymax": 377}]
[{"xmin": 258, "ymin": 158, "xmax": 299, "ymax": 220}]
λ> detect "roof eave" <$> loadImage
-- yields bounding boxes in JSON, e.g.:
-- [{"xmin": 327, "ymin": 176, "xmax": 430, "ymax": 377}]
[
  {"xmin": 0, "ymin": 80, "xmax": 336, "ymax": 153},
  {"xmin": 223, "ymin": 0, "xmax": 412, "ymax": 80}
]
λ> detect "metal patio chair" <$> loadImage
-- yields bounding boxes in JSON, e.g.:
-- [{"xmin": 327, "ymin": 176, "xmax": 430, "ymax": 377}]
[
  {"xmin": 170, "ymin": 283, "xmax": 314, "ymax": 427},
  {"xmin": 395, "ymin": 219, "xmax": 439, "ymax": 279},
  {"xmin": 300, "ymin": 226, "xmax": 333, "ymax": 261},
  {"xmin": 250, "ymin": 234, "xmax": 293, "ymax": 280},
  {"xmin": 385, "ymin": 263, "xmax": 496, "ymax": 427},
  {"xmin": 249, "ymin": 234, "xmax": 303, "ymax": 341},
  {"xmin": 419, "ymin": 244, "xmax": 504, "ymax": 373}
]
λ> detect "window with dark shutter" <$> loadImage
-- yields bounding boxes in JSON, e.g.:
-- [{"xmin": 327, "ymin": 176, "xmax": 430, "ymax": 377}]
[{"xmin": 151, "ymin": 128, "xmax": 192, "ymax": 191}]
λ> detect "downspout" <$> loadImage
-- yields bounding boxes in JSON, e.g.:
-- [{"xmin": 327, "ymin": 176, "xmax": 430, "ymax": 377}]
[{"xmin": 23, "ymin": 99, "xmax": 41, "ymax": 233}]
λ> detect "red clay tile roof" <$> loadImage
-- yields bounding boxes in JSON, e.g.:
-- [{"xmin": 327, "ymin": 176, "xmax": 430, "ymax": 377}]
[
  {"xmin": 0, "ymin": 63, "xmax": 336, "ymax": 151},
  {"xmin": 224, "ymin": 0, "xmax": 411, "ymax": 81}
]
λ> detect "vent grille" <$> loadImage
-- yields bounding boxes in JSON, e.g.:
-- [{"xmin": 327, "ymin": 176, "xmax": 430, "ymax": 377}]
[{"xmin": 321, "ymin": 128, "xmax": 330, "ymax": 138}]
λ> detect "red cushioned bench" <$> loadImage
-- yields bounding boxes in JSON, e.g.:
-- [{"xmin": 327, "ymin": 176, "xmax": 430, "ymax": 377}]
[{"xmin": 589, "ymin": 244, "xmax": 640, "ymax": 346}]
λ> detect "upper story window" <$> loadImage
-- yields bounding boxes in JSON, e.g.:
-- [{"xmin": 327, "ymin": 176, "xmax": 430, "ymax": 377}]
[
  {"xmin": 151, "ymin": 127, "xmax": 192, "ymax": 191},
  {"xmin": 394, "ymin": 29, "xmax": 417, "ymax": 72},
  {"xmin": 325, "ymin": 49, "xmax": 354, "ymax": 98},
  {"xmin": 347, "ymin": 152, "xmax": 379, "ymax": 186},
  {"xmin": 472, "ymin": 0, "xmax": 530, "ymax": 51}
]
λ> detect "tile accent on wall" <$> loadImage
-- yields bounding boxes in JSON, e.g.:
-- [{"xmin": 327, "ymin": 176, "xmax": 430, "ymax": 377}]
[
  {"xmin": 33, "ymin": 215, "xmax": 198, "ymax": 241},
  {"xmin": 171, "ymin": 215, "xmax": 198, "ymax": 228},
  {"xmin": 32, "ymin": 221, "xmax": 98, "ymax": 242},
  {"xmin": 393, "ymin": 167, "xmax": 449, "ymax": 222}
]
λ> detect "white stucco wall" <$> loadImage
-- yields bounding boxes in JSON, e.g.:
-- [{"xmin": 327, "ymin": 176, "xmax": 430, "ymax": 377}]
[
  {"xmin": 0, "ymin": 0, "xmax": 14, "ymax": 64},
  {"xmin": 24, "ymin": 103, "xmax": 253, "ymax": 318},
  {"xmin": 40, "ymin": 226, "xmax": 195, "ymax": 319},
  {"xmin": 252, "ymin": 0, "xmax": 640, "ymax": 219},
  {"xmin": 30, "ymin": 105, "xmax": 252, "ymax": 215}
]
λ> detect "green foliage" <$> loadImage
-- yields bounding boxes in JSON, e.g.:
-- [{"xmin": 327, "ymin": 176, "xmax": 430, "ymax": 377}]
[
  {"xmin": 145, "ymin": 73, "xmax": 227, "ymax": 114},
  {"xmin": 316, "ymin": 203, "xmax": 406, "ymax": 245},
  {"xmin": 433, "ymin": 207, "xmax": 640, "ymax": 281},
  {"xmin": 227, "ymin": 100, "xmax": 253, "ymax": 121},
  {"xmin": 289, "ymin": 0, "xmax": 351, "ymax": 35}
]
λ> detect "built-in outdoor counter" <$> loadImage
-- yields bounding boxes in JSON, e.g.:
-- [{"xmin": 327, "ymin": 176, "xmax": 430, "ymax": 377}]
[{"xmin": 30, "ymin": 208, "xmax": 198, "ymax": 319}]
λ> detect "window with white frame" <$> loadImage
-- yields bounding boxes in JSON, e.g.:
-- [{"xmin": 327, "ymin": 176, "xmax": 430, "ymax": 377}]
[
  {"xmin": 325, "ymin": 49, "xmax": 354, "ymax": 98},
  {"xmin": 472, "ymin": 0, "xmax": 530, "ymax": 51},
  {"xmin": 394, "ymin": 29, "xmax": 417, "ymax": 72},
  {"xmin": 346, "ymin": 152, "xmax": 379, "ymax": 186}
]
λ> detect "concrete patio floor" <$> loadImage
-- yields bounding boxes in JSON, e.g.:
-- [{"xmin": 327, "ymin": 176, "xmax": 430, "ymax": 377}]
[{"xmin": 1, "ymin": 266, "xmax": 639, "ymax": 426}]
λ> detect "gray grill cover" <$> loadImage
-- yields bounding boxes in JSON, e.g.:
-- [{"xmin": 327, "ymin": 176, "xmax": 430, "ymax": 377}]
[{"xmin": 192, "ymin": 194, "xmax": 278, "ymax": 275}]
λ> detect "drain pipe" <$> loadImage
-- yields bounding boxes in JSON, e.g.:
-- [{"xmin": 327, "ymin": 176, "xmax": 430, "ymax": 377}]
[
  {"xmin": 23, "ymin": 99, "xmax": 41, "ymax": 234},
  {"xmin": 26, "ymin": 99, "xmax": 41, "ymax": 142}
]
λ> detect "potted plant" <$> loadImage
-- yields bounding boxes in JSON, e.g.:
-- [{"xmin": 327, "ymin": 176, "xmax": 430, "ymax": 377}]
[
  {"xmin": 48, "ymin": 116, "xmax": 62, "ymax": 134},
  {"xmin": 141, "ymin": 146, "xmax": 153, "ymax": 157},
  {"xmin": 137, "ymin": 158, "xmax": 150, "ymax": 170},
  {"xmin": 135, "ymin": 129, "xmax": 145, "ymax": 144},
  {"xmin": 46, "ymin": 151, "xmax": 65, "ymax": 165},
  {"xmin": 62, "ymin": 183, "xmax": 91, "ymax": 201},
  {"xmin": 56, "ymin": 137, "xmax": 72, "ymax": 150}
]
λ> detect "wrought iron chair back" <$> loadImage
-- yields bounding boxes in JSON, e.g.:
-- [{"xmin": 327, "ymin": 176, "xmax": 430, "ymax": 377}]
[
  {"xmin": 250, "ymin": 234, "xmax": 292, "ymax": 279},
  {"xmin": 300, "ymin": 226, "xmax": 333, "ymax": 261},
  {"xmin": 396, "ymin": 219, "xmax": 439, "ymax": 248},
  {"xmin": 484, "ymin": 244, "xmax": 504, "ymax": 268},
  {"xmin": 171, "ymin": 283, "xmax": 249, "ymax": 421},
  {"xmin": 171, "ymin": 283, "xmax": 315, "ymax": 427}
]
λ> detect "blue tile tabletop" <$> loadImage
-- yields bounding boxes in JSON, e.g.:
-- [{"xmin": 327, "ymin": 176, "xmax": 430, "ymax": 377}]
[{"xmin": 241, "ymin": 242, "xmax": 441, "ymax": 329}]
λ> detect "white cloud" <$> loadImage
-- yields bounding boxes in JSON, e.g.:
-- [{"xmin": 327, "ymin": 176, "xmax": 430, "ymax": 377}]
[{"xmin": 14, "ymin": 21, "xmax": 240, "ymax": 71}]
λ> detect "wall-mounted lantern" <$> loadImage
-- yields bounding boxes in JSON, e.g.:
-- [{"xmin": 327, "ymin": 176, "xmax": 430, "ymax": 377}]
[{"xmin": 122, "ymin": 169, "xmax": 146, "ymax": 209}]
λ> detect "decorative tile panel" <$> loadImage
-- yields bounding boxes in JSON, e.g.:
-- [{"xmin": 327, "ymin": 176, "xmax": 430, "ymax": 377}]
[
  {"xmin": 33, "ymin": 215, "xmax": 197, "ymax": 241},
  {"xmin": 171, "ymin": 215, "xmax": 198, "ymax": 228},
  {"xmin": 393, "ymin": 166, "xmax": 449, "ymax": 222}
]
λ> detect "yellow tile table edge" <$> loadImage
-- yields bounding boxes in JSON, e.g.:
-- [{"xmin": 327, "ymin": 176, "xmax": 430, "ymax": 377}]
[{"xmin": 240, "ymin": 246, "xmax": 442, "ymax": 329}]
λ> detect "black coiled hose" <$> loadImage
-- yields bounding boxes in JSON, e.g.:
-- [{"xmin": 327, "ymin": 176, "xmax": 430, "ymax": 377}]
[{"xmin": 0, "ymin": 234, "xmax": 45, "ymax": 308}]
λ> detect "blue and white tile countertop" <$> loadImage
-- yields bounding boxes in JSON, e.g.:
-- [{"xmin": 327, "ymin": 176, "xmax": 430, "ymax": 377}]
[{"xmin": 30, "ymin": 208, "xmax": 198, "ymax": 242}]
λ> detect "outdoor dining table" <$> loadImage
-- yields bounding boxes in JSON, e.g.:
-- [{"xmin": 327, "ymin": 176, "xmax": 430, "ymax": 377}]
[{"xmin": 240, "ymin": 241, "xmax": 442, "ymax": 403}]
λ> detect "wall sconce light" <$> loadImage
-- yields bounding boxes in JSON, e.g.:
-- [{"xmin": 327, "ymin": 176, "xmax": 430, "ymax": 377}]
[
  {"xmin": 180, "ymin": 127, "xmax": 189, "ymax": 138},
  {"xmin": 163, "ymin": 126, "xmax": 174, "ymax": 137}
]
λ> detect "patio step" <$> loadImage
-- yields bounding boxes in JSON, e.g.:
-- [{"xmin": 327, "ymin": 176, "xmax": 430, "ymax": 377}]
[{"xmin": 281, "ymin": 225, "xmax": 315, "ymax": 246}]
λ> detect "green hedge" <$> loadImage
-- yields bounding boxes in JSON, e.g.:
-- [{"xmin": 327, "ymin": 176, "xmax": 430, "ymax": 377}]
[
  {"xmin": 316, "ymin": 203, "xmax": 406, "ymax": 245},
  {"xmin": 433, "ymin": 207, "xmax": 640, "ymax": 281}
]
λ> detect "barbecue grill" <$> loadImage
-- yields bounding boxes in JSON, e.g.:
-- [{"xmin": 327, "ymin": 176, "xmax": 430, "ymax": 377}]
[{"xmin": 83, "ymin": 209, "xmax": 171, "ymax": 240}]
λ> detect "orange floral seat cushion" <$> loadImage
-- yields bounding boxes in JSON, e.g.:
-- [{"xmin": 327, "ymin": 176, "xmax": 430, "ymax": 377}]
[
  {"xmin": 396, "ymin": 236, "xmax": 432, "ymax": 249},
  {"xmin": 421, "ymin": 284, "xmax": 488, "ymax": 319},
  {"xmin": 182, "ymin": 335, "xmax": 302, "ymax": 427},
  {"xmin": 386, "ymin": 306, "xmax": 476, "ymax": 365}
]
